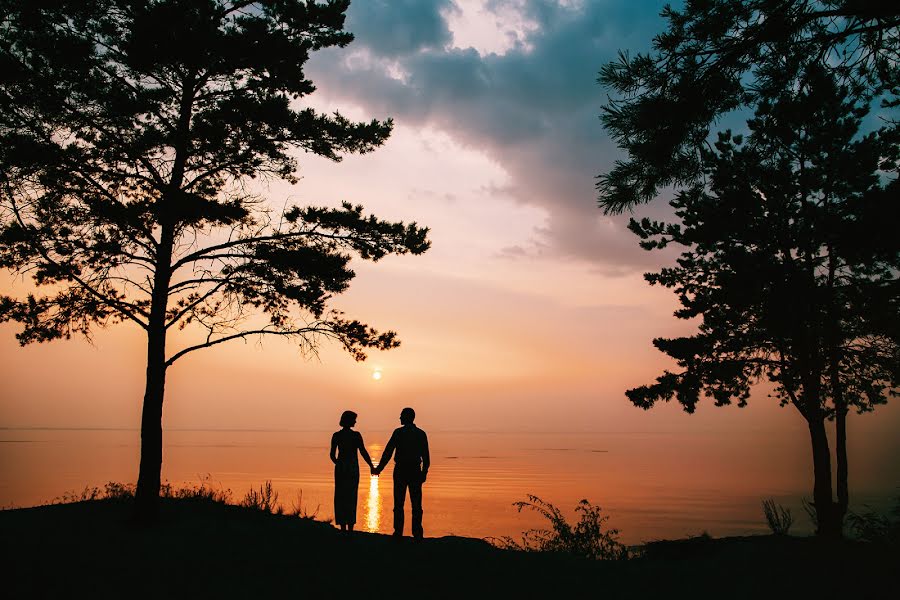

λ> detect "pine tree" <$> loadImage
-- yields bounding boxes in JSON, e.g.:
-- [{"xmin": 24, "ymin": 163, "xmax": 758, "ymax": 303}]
[{"xmin": 0, "ymin": 0, "xmax": 430, "ymax": 520}]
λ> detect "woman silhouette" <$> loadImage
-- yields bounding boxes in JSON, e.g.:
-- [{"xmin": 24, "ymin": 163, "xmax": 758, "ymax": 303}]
[{"xmin": 330, "ymin": 410, "xmax": 375, "ymax": 532}]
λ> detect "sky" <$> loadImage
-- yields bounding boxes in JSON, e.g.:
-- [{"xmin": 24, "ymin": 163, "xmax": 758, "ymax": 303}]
[{"xmin": 1, "ymin": 0, "xmax": 899, "ymax": 441}]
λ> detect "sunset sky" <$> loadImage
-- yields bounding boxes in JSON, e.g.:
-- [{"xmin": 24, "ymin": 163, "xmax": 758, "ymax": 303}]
[{"xmin": 1, "ymin": 0, "xmax": 899, "ymax": 447}]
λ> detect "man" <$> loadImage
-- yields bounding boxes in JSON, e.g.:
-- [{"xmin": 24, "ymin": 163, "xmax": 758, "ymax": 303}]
[{"xmin": 374, "ymin": 407, "xmax": 430, "ymax": 538}]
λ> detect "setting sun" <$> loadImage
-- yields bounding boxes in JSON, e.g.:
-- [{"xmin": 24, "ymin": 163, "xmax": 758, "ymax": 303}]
[{"xmin": 372, "ymin": 370, "xmax": 383, "ymax": 381}]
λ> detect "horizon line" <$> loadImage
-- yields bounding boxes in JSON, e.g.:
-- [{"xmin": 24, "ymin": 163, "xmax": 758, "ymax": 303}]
[{"xmin": 0, "ymin": 425, "xmax": 779, "ymax": 435}]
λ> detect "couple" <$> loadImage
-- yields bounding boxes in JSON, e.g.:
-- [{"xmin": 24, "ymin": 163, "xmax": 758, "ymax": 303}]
[{"xmin": 330, "ymin": 407, "xmax": 430, "ymax": 538}]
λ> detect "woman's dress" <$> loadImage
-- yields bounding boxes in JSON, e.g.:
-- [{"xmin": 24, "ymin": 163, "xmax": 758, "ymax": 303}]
[{"xmin": 332, "ymin": 429, "xmax": 363, "ymax": 526}]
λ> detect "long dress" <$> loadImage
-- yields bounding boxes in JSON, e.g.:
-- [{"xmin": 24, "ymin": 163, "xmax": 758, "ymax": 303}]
[{"xmin": 332, "ymin": 429, "xmax": 363, "ymax": 526}]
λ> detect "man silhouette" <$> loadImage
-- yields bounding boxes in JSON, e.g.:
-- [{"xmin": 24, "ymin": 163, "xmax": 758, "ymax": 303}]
[{"xmin": 373, "ymin": 407, "xmax": 430, "ymax": 538}]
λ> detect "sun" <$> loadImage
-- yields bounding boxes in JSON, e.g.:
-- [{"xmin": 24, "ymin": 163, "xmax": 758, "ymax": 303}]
[{"xmin": 372, "ymin": 369, "xmax": 383, "ymax": 381}]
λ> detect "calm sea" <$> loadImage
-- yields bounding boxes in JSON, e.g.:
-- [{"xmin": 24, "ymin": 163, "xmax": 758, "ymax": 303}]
[{"xmin": 2, "ymin": 428, "xmax": 898, "ymax": 543}]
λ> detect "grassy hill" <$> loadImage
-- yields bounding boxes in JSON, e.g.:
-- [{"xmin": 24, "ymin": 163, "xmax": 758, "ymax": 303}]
[{"xmin": 2, "ymin": 498, "xmax": 897, "ymax": 598}]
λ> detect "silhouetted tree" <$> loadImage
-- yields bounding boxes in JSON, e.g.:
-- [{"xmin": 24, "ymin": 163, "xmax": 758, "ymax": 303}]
[
  {"xmin": 598, "ymin": 0, "xmax": 900, "ymax": 213},
  {"xmin": 0, "ymin": 0, "xmax": 430, "ymax": 521},
  {"xmin": 627, "ymin": 65, "xmax": 899, "ymax": 538}
]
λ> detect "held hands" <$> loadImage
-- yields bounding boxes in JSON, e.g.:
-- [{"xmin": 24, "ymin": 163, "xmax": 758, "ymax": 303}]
[{"xmin": 367, "ymin": 464, "xmax": 426, "ymax": 481}]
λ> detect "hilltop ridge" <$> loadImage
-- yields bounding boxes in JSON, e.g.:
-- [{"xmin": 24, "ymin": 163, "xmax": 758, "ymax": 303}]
[{"xmin": 2, "ymin": 499, "xmax": 896, "ymax": 598}]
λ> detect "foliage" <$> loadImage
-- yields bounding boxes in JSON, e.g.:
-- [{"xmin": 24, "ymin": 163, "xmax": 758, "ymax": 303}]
[
  {"xmin": 801, "ymin": 497, "xmax": 818, "ymax": 528},
  {"xmin": 598, "ymin": 0, "xmax": 900, "ymax": 213},
  {"xmin": 240, "ymin": 480, "xmax": 282, "ymax": 514},
  {"xmin": 626, "ymin": 66, "xmax": 899, "ymax": 420},
  {"xmin": 626, "ymin": 64, "xmax": 898, "ymax": 536},
  {"xmin": 0, "ymin": 0, "xmax": 429, "ymax": 360},
  {"xmin": 53, "ymin": 476, "xmax": 234, "ymax": 505},
  {"xmin": 53, "ymin": 482, "xmax": 131, "ymax": 504},
  {"xmin": 847, "ymin": 496, "xmax": 900, "ymax": 545},
  {"xmin": 762, "ymin": 499, "xmax": 794, "ymax": 535},
  {"xmin": 490, "ymin": 495, "xmax": 629, "ymax": 561},
  {"xmin": 48, "ymin": 478, "xmax": 333, "ymax": 521},
  {"xmin": 162, "ymin": 474, "xmax": 233, "ymax": 504}
]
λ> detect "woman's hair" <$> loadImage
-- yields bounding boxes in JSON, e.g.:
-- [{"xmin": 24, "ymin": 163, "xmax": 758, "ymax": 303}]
[{"xmin": 339, "ymin": 410, "xmax": 357, "ymax": 428}]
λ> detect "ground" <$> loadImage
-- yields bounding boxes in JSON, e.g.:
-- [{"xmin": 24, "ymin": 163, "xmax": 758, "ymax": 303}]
[{"xmin": 2, "ymin": 499, "xmax": 897, "ymax": 598}]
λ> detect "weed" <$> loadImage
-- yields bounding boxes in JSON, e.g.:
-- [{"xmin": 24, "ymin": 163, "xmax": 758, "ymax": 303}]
[
  {"xmin": 47, "ymin": 478, "xmax": 334, "ymax": 521},
  {"xmin": 762, "ymin": 498, "xmax": 793, "ymax": 535},
  {"xmin": 489, "ymin": 495, "xmax": 628, "ymax": 560},
  {"xmin": 801, "ymin": 497, "xmax": 817, "ymax": 527},
  {"xmin": 847, "ymin": 496, "xmax": 900, "ymax": 545},
  {"xmin": 53, "ymin": 486, "xmax": 104, "ymax": 504},
  {"xmin": 166, "ymin": 474, "xmax": 232, "ymax": 504},
  {"xmin": 240, "ymin": 480, "xmax": 282, "ymax": 514},
  {"xmin": 289, "ymin": 490, "xmax": 321, "ymax": 520}
]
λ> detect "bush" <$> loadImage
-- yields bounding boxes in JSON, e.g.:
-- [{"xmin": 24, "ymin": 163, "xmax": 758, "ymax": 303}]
[
  {"xmin": 240, "ymin": 481, "xmax": 282, "ymax": 514},
  {"xmin": 762, "ymin": 498, "xmax": 793, "ymax": 535},
  {"xmin": 163, "ymin": 475, "xmax": 232, "ymax": 504},
  {"xmin": 490, "ymin": 495, "xmax": 628, "ymax": 560},
  {"xmin": 53, "ymin": 482, "xmax": 133, "ymax": 504},
  {"xmin": 847, "ymin": 496, "xmax": 900, "ymax": 545}
]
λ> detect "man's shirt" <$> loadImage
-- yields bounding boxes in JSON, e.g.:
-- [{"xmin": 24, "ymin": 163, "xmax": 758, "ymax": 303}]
[{"xmin": 381, "ymin": 424, "xmax": 430, "ymax": 471}]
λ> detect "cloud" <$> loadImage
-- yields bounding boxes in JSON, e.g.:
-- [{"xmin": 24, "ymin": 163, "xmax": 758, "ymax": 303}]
[
  {"xmin": 345, "ymin": 0, "xmax": 457, "ymax": 57},
  {"xmin": 308, "ymin": 0, "xmax": 673, "ymax": 270}
]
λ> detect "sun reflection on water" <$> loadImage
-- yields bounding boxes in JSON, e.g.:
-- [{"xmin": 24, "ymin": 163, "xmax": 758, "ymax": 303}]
[{"xmin": 365, "ymin": 472, "xmax": 381, "ymax": 532}]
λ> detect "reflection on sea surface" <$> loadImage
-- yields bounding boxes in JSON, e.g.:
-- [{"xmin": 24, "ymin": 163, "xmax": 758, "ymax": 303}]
[
  {"xmin": 365, "ymin": 473, "xmax": 381, "ymax": 532},
  {"xmin": 1, "ymin": 429, "xmax": 898, "ymax": 543}
]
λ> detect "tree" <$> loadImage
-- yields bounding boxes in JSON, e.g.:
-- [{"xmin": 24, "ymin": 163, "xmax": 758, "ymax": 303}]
[
  {"xmin": 0, "ymin": 0, "xmax": 430, "ymax": 521},
  {"xmin": 598, "ymin": 0, "xmax": 900, "ymax": 213},
  {"xmin": 626, "ymin": 65, "xmax": 899, "ymax": 537}
]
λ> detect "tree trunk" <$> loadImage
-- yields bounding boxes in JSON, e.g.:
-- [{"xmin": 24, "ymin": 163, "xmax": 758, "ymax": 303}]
[
  {"xmin": 807, "ymin": 416, "xmax": 840, "ymax": 538},
  {"xmin": 134, "ymin": 325, "xmax": 167, "ymax": 522},
  {"xmin": 133, "ymin": 222, "xmax": 174, "ymax": 523},
  {"xmin": 825, "ymin": 243, "xmax": 848, "ymax": 533},
  {"xmin": 835, "ymin": 404, "xmax": 849, "ymax": 527},
  {"xmin": 133, "ymin": 72, "xmax": 192, "ymax": 523}
]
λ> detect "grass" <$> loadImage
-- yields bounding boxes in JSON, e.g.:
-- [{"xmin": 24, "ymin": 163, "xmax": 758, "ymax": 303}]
[
  {"xmin": 51, "ymin": 476, "xmax": 233, "ymax": 505},
  {"xmin": 46, "ymin": 477, "xmax": 325, "ymax": 521},
  {"xmin": 288, "ymin": 490, "xmax": 323, "ymax": 520},
  {"xmin": 762, "ymin": 498, "xmax": 794, "ymax": 535}
]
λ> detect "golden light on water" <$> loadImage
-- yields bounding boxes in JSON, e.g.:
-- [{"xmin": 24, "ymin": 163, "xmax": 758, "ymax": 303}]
[
  {"xmin": 365, "ymin": 472, "xmax": 381, "ymax": 532},
  {"xmin": 364, "ymin": 442, "xmax": 383, "ymax": 533}
]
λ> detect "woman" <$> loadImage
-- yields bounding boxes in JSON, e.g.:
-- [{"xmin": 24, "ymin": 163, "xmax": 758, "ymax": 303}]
[{"xmin": 330, "ymin": 410, "xmax": 375, "ymax": 532}]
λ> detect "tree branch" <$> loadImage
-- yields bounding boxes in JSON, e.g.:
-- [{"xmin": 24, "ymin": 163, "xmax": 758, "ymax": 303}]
[
  {"xmin": 166, "ymin": 324, "xmax": 337, "ymax": 366},
  {"xmin": 5, "ymin": 191, "xmax": 150, "ymax": 329},
  {"xmin": 165, "ymin": 276, "xmax": 236, "ymax": 329}
]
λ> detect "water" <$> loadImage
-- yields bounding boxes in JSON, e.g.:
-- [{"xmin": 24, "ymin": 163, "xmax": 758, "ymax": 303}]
[{"xmin": 2, "ymin": 428, "xmax": 898, "ymax": 543}]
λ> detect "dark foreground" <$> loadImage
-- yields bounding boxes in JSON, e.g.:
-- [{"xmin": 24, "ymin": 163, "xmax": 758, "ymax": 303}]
[{"xmin": 2, "ymin": 500, "xmax": 897, "ymax": 599}]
